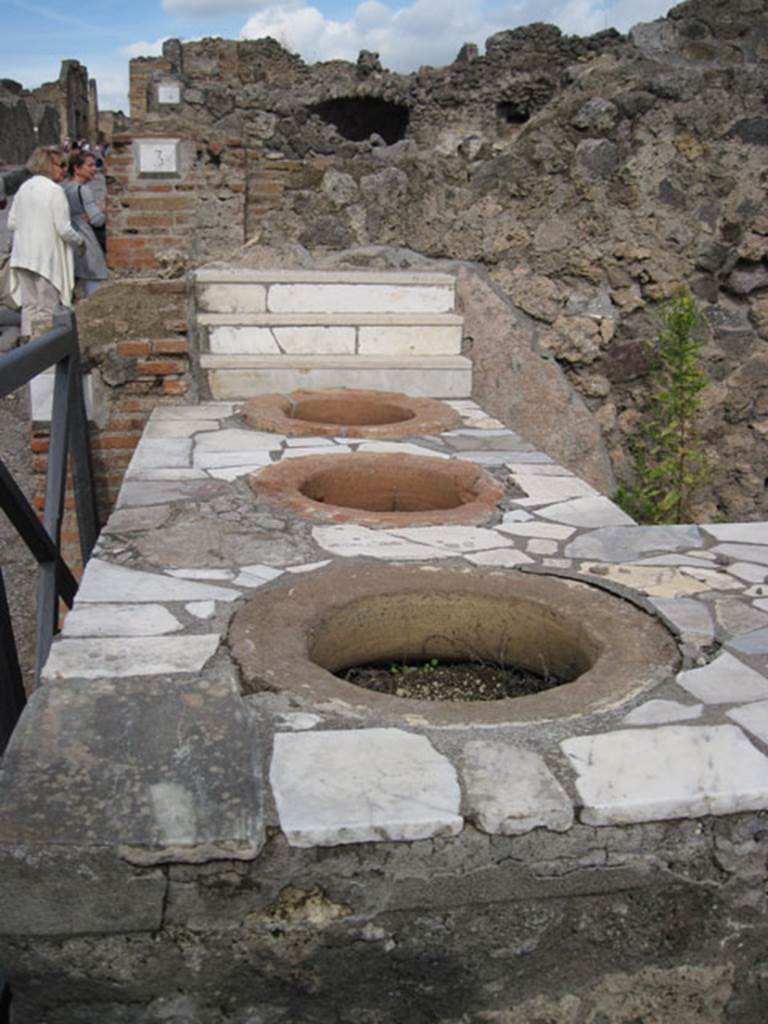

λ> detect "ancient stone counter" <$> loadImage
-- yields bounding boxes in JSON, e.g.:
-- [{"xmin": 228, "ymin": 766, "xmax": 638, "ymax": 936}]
[{"xmin": 2, "ymin": 395, "xmax": 768, "ymax": 1022}]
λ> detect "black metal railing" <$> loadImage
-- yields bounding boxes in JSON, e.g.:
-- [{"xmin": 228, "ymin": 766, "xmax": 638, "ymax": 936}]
[{"xmin": 0, "ymin": 316, "xmax": 98, "ymax": 754}]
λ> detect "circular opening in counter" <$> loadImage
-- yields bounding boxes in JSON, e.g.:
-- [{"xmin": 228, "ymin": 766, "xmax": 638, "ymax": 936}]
[
  {"xmin": 249, "ymin": 452, "xmax": 504, "ymax": 527},
  {"xmin": 230, "ymin": 565, "xmax": 681, "ymax": 726},
  {"xmin": 292, "ymin": 395, "xmax": 414, "ymax": 427},
  {"xmin": 241, "ymin": 388, "xmax": 460, "ymax": 438}
]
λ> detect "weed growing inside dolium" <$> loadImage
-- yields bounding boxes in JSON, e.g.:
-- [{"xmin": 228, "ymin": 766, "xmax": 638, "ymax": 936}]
[{"xmin": 617, "ymin": 288, "xmax": 710, "ymax": 524}]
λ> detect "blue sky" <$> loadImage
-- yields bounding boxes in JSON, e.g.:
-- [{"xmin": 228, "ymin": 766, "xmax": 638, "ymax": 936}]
[{"xmin": 1, "ymin": 0, "xmax": 674, "ymax": 116}]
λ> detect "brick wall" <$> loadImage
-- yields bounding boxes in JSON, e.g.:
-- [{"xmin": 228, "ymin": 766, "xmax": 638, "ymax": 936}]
[
  {"xmin": 106, "ymin": 133, "xmax": 255, "ymax": 272},
  {"xmin": 30, "ymin": 281, "xmax": 192, "ymax": 569}
]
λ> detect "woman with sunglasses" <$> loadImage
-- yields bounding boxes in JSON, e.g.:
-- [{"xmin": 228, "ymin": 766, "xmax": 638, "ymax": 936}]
[{"xmin": 7, "ymin": 145, "xmax": 85, "ymax": 340}]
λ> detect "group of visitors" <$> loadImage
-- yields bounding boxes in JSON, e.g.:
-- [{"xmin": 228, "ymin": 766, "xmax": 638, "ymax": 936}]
[{"xmin": 5, "ymin": 142, "xmax": 108, "ymax": 341}]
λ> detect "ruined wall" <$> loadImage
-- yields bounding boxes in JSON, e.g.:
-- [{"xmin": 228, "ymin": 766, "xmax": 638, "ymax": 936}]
[
  {"xmin": 108, "ymin": 0, "xmax": 768, "ymax": 520},
  {"xmin": 0, "ymin": 60, "xmax": 97, "ymax": 165},
  {"xmin": 32, "ymin": 59, "xmax": 93, "ymax": 142},
  {"xmin": 0, "ymin": 80, "xmax": 59, "ymax": 165}
]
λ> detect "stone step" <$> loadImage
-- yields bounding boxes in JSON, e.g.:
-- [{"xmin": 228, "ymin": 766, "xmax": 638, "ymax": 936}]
[
  {"xmin": 195, "ymin": 273, "xmax": 456, "ymax": 316},
  {"xmin": 194, "ymin": 269, "xmax": 456, "ymax": 285},
  {"xmin": 199, "ymin": 354, "xmax": 472, "ymax": 400},
  {"xmin": 205, "ymin": 321, "xmax": 463, "ymax": 358},
  {"xmin": 197, "ymin": 312, "xmax": 463, "ymax": 327}
]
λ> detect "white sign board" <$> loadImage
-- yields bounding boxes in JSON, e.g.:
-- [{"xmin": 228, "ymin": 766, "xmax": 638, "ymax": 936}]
[
  {"xmin": 135, "ymin": 139, "xmax": 180, "ymax": 176},
  {"xmin": 158, "ymin": 83, "xmax": 181, "ymax": 105}
]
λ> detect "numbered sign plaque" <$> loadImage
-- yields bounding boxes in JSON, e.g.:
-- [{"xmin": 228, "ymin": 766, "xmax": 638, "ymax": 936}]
[
  {"xmin": 135, "ymin": 139, "xmax": 180, "ymax": 177},
  {"xmin": 158, "ymin": 82, "xmax": 181, "ymax": 105}
]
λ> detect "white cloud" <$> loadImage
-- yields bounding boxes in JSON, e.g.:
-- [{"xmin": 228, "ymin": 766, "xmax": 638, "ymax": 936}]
[
  {"xmin": 239, "ymin": 0, "xmax": 673, "ymax": 71},
  {"xmin": 120, "ymin": 37, "xmax": 169, "ymax": 60}
]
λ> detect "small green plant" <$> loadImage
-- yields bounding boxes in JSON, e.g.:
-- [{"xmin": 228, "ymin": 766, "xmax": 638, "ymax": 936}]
[{"xmin": 617, "ymin": 289, "xmax": 709, "ymax": 524}]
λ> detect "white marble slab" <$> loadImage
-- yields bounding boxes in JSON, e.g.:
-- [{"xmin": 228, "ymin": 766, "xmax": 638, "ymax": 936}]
[
  {"xmin": 232, "ymin": 564, "xmax": 285, "ymax": 587},
  {"xmin": 505, "ymin": 464, "xmax": 575, "ymax": 476},
  {"xmin": 286, "ymin": 560, "xmax": 332, "ymax": 574},
  {"xmin": 61, "ymin": 603, "xmax": 182, "ymax": 637},
  {"xmin": 497, "ymin": 520, "xmax": 575, "ymax": 540},
  {"xmin": 527, "ymin": 539, "xmax": 559, "ymax": 556},
  {"xmin": 577, "ymin": 563, "xmax": 737, "ymax": 598},
  {"xmin": 650, "ymin": 597, "xmax": 714, "ymax": 643},
  {"xmin": 279, "ymin": 445, "xmax": 354, "ymax": 459},
  {"xmin": 537, "ymin": 496, "xmax": 634, "ymax": 528},
  {"xmin": 207, "ymin": 463, "xmax": 272, "ymax": 481},
  {"xmin": 128, "ymin": 467, "xmax": 208, "ymax": 481},
  {"xmin": 194, "ymin": 428, "xmax": 284, "ymax": 452},
  {"xmin": 499, "ymin": 510, "xmax": 533, "ymax": 523},
  {"xmin": 677, "ymin": 652, "xmax": 768, "ymax": 704},
  {"xmin": 144, "ymin": 419, "xmax": 220, "ymax": 439},
  {"xmin": 128, "ymin": 437, "xmax": 192, "ymax": 472},
  {"xmin": 42, "ymin": 635, "xmax": 220, "ymax": 680},
  {"xmin": 270, "ymin": 729, "xmax": 462, "ymax": 847},
  {"xmin": 167, "ymin": 568, "xmax": 234, "ymax": 580},
  {"xmin": 461, "ymin": 742, "xmax": 573, "ymax": 835},
  {"xmin": 76, "ymin": 559, "xmax": 241, "ymax": 603},
  {"xmin": 511, "ymin": 475, "xmax": 598, "ymax": 503},
  {"xmin": 284, "ymin": 437, "xmax": 338, "ymax": 447},
  {"xmin": 727, "ymin": 628, "xmax": 768, "ymax": 655},
  {"xmin": 151, "ymin": 403, "xmax": 234, "ymax": 420},
  {"xmin": 702, "ymin": 523, "xmax": 768, "ymax": 545},
  {"xmin": 712, "ymin": 544, "xmax": 768, "ymax": 567},
  {"xmin": 565, "ymin": 525, "xmax": 703, "ymax": 562},
  {"xmin": 465, "ymin": 549, "xmax": 534, "ymax": 567},
  {"xmin": 562, "ymin": 725, "xmax": 768, "ymax": 825},
  {"xmin": 186, "ymin": 601, "xmax": 216, "ymax": 619},
  {"xmin": 275, "ymin": 325, "xmax": 357, "ymax": 354},
  {"xmin": 313, "ymin": 525, "xmax": 451, "ymax": 560},
  {"xmin": 210, "ymin": 326, "xmax": 280, "ymax": 354},
  {"xmin": 193, "ymin": 451, "xmax": 274, "ymax": 470},
  {"xmin": 726, "ymin": 562, "xmax": 768, "ymax": 584},
  {"xmin": 355, "ymin": 441, "xmax": 450, "ymax": 458},
  {"xmin": 727, "ymin": 701, "xmax": 768, "ymax": 746},
  {"xmin": 388, "ymin": 526, "xmax": 513, "ymax": 553},
  {"xmin": 267, "ymin": 283, "xmax": 454, "ymax": 315},
  {"xmin": 623, "ymin": 700, "xmax": 703, "ymax": 726},
  {"xmin": 358, "ymin": 324, "xmax": 462, "ymax": 356}
]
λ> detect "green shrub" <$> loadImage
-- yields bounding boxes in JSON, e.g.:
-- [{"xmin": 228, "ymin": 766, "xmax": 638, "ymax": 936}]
[{"xmin": 617, "ymin": 289, "xmax": 709, "ymax": 524}]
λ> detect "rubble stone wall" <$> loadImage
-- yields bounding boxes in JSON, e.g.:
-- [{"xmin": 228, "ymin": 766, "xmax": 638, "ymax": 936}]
[
  {"xmin": 0, "ymin": 60, "xmax": 96, "ymax": 165},
  {"xmin": 105, "ymin": 0, "xmax": 768, "ymax": 520}
]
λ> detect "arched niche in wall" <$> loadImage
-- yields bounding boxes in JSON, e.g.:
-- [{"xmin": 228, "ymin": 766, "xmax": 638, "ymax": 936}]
[{"xmin": 308, "ymin": 96, "xmax": 410, "ymax": 145}]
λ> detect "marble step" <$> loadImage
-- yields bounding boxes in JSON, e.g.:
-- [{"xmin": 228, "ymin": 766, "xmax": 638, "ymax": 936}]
[
  {"xmin": 197, "ymin": 313, "xmax": 463, "ymax": 327},
  {"xmin": 194, "ymin": 269, "xmax": 456, "ymax": 285},
  {"xmin": 199, "ymin": 353, "xmax": 472, "ymax": 400},
  {"xmin": 195, "ymin": 270, "xmax": 456, "ymax": 316},
  {"xmin": 203, "ymin": 319, "xmax": 463, "ymax": 358}
]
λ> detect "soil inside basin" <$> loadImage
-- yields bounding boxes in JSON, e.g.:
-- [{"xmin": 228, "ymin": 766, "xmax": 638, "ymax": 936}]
[{"xmin": 340, "ymin": 659, "xmax": 562, "ymax": 701}]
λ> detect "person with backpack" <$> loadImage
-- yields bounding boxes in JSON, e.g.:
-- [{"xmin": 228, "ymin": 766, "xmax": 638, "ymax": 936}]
[{"xmin": 63, "ymin": 151, "xmax": 108, "ymax": 298}]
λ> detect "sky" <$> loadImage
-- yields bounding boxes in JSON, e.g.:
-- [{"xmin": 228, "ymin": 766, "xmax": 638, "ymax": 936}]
[{"xmin": 1, "ymin": 0, "xmax": 675, "ymax": 116}]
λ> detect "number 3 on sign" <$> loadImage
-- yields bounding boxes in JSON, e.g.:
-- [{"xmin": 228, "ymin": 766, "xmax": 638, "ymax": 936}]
[{"xmin": 137, "ymin": 140, "xmax": 179, "ymax": 175}]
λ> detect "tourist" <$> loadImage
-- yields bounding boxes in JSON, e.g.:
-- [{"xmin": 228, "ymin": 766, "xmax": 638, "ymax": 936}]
[
  {"xmin": 7, "ymin": 145, "xmax": 84, "ymax": 340},
  {"xmin": 63, "ymin": 151, "xmax": 108, "ymax": 298}
]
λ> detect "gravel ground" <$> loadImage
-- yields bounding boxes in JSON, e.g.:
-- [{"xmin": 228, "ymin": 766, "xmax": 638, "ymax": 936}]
[{"xmin": 0, "ymin": 388, "xmax": 38, "ymax": 696}]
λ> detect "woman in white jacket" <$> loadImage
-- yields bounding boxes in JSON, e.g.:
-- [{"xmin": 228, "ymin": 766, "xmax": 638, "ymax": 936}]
[{"xmin": 8, "ymin": 146, "xmax": 85, "ymax": 340}]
